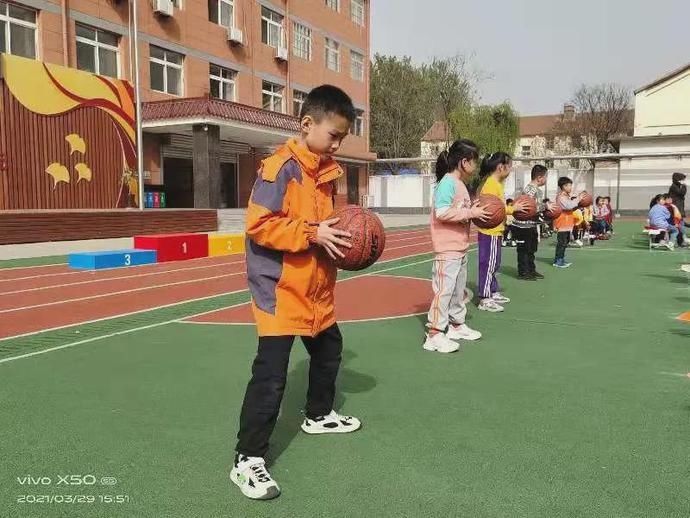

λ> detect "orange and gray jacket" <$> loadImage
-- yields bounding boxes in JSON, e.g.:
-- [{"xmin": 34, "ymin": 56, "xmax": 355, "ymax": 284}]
[{"xmin": 245, "ymin": 138, "xmax": 343, "ymax": 337}]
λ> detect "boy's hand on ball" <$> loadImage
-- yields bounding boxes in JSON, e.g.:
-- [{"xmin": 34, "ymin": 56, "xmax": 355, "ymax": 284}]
[
  {"xmin": 316, "ymin": 218, "xmax": 352, "ymax": 259},
  {"xmin": 513, "ymin": 199, "xmax": 530, "ymax": 212}
]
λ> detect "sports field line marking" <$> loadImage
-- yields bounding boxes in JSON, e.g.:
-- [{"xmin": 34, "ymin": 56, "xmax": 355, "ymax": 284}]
[
  {"xmin": 659, "ymin": 371, "xmax": 690, "ymax": 378},
  {"xmin": 0, "ymin": 298, "xmax": 250, "ymax": 366},
  {"xmin": 0, "ymin": 271, "xmax": 246, "ymax": 314},
  {"xmin": 0, "ymin": 251, "xmax": 434, "ymax": 363},
  {"xmin": 0, "ymin": 249, "xmax": 434, "ymax": 344},
  {"xmin": 180, "ymin": 258, "xmax": 437, "ymax": 323},
  {"xmin": 0, "ymin": 231, "xmax": 424, "ymax": 283},
  {"xmin": 384, "ymin": 241, "xmax": 432, "ymax": 252},
  {"xmin": 0, "ymin": 254, "xmax": 244, "ymax": 283},
  {"xmin": 0, "ymin": 259, "xmax": 246, "ymax": 296},
  {"xmin": 0, "ymin": 262, "xmax": 66, "ymax": 271},
  {"xmin": 181, "ymin": 311, "xmax": 431, "ymax": 327}
]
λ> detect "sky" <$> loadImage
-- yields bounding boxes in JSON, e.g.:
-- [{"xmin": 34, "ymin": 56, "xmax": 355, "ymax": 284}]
[{"xmin": 371, "ymin": 0, "xmax": 690, "ymax": 116}]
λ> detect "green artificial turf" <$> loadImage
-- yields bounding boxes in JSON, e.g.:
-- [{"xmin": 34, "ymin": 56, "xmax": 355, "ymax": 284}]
[{"xmin": 1, "ymin": 222, "xmax": 689, "ymax": 517}]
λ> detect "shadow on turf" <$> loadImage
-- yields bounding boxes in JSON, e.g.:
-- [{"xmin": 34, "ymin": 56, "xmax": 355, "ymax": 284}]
[
  {"xmin": 644, "ymin": 273, "xmax": 689, "ymax": 285},
  {"xmin": 268, "ymin": 349, "xmax": 376, "ymax": 466}
]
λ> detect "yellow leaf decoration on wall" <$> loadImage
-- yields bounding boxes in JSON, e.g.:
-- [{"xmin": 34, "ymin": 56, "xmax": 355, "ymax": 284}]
[
  {"xmin": 66, "ymin": 134, "xmax": 86, "ymax": 155},
  {"xmin": 45, "ymin": 163, "xmax": 70, "ymax": 188},
  {"xmin": 75, "ymin": 163, "xmax": 93, "ymax": 183}
]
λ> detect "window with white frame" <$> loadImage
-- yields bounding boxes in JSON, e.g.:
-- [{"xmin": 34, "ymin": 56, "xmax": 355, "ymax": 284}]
[
  {"xmin": 149, "ymin": 46, "xmax": 183, "ymax": 96},
  {"xmin": 209, "ymin": 0, "xmax": 233, "ymax": 28},
  {"xmin": 261, "ymin": 6, "xmax": 283, "ymax": 48},
  {"xmin": 325, "ymin": 38, "xmax": 340, "ymax": 72},
  {"xmin": 262, "ymin": 81, "xmax": 283, "ymax": 112},
  {"xmin": 325, "ymin": 0, "xmax": 339, "ymax": 11},
  {"xmin": 293, "ymin": 90, "xmax": 307, "ymax": 117},
  {"xmin": 0, "ymin": 1, "xmax": 36, "ymax": 59},
  {"xmin": 76, "ymin": 24, "xmax": 119, "ymax": 78},
  {"xmin": 351, "ymin": 0, "xmax": 364, "ymax": 25},
  {"xmin": 353, "ymin": 109, "xmax": 364, "ymax": 137},
  {"xmin": 209, "ymin": 64, "xmax": 236, "ymax": 101},
  {"xmin": 292, "ymin": 22, "xmax": 311, "ymax": 61},
  {"xmin": 350, "ymin": 50, "xmax": 364, "ymax": 81}
]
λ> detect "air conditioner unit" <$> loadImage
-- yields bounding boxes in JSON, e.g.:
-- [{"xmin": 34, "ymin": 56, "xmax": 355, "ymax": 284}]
[
  {"xmin": 227, "ymin": 27, "xmax": 243, "ymax": 45},
  {"xmin": 275, "ymin": 46, "xmax": 289, "ymax": 61},
  {"xmin": 153, "ymin": 0, "xmax": 173, "ymax": 16}
]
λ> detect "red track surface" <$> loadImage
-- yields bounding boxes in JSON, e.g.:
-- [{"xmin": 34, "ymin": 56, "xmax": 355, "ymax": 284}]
[{"xmin": 0, "ymin": 228, "xmax": 434, "ymax": 340}]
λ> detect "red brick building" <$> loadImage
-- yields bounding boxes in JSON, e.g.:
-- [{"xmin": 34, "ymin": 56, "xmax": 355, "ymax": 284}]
[{"xmin": 2, "ymin": 0, "xmax": 373, "ymax": 208}]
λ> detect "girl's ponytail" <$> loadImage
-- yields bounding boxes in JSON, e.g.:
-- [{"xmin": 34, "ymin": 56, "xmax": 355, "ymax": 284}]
[{"xmin": 435, "ymin": 138, "xmax": 479, "ymax": 183}]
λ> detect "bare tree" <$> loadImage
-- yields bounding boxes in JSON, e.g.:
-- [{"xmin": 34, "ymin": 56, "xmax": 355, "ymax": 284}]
[{"xmin": 556, "ymin": 83, "xmax": 633, "ymax": 157}]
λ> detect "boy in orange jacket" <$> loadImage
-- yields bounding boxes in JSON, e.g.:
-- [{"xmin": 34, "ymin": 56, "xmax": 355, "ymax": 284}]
[{"xmin": 231, "ymin": 85, "xmax": 361, "ymax": 500}]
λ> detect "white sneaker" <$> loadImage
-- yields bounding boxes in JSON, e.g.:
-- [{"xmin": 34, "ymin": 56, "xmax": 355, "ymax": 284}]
[
  {"xmin": 447, "ymin": 323, "xmax": 482, "ymax": 341},
  {"xmin": 423, "ymin": 332, "xmax": 460, "ymax": 353},
  {"xmin": 681, "ymin": 264, "xmax": 690, "ymax": 273},
  {"xmin": 492, "ymin": 292, "xmax": 511, "ymax": 304},
  {"xmin": 301, "ymin": 410, "xmax": 361, "ymax": 435},
  {"xmin": 574, "ymin": 239, "xmax": 584, "ymax": 247},
  {"xmin": 478, "ymin": 299, "xmax": 505, "ymax": 313},
  {"xmin": 666, "ymin": 241, "xmax": 675, "ymax": 251},
  {"xmin": 230, "ymin": 454, "xmax": 280, "ymax": 500}
]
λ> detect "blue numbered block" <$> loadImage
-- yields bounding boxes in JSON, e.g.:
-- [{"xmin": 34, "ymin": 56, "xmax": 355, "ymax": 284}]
[{"xmin": 68, "ymin": 249, "xmax": 157, "ymax": 270}]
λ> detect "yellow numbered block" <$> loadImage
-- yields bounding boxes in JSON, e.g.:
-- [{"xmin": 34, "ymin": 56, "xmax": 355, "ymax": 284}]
[{"xmin": 208, "ymin": 233, "xmax": 245, "ymax": 257}]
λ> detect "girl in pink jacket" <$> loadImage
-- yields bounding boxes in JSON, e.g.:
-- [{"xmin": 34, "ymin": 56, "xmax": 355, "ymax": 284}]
[{"xmin": 424, "ymin": 139, "xmax": 489, "ymax": 353}]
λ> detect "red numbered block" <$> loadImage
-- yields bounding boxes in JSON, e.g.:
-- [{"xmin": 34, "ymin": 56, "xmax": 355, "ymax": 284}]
[{"xmin": 133, "ymin": 233, "xmax": 209, "ymax": 262}]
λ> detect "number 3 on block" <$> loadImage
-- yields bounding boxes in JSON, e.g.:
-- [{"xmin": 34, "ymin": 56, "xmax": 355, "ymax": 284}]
[{"xmin": 124, "ymin": 254, "xmax": 131, "ymax": 266}]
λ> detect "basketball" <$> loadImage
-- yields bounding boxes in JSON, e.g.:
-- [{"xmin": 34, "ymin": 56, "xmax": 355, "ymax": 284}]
[
  {"xmin": 579, "ymin": 191, "xmax": 593, "ymax": 207},
  {"xmin": 513, "ymin": 194, "xmax": 538, "ymax": 221},
  {"xmin": 472, "ymin": 194, "xmax": 506, "ymax": 229},
  {"xmin": 544, "ymin": 203, "xmax": 562, "ymax": 220},
  {"xmin": 330, "ymin": 205, "xmax": 386, "ymax": 271}
]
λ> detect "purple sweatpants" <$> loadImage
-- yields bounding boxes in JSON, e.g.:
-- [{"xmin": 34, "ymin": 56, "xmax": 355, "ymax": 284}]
[{"xmin": 478, "ymin": 233, "xmax": 502, "ymax": 299}]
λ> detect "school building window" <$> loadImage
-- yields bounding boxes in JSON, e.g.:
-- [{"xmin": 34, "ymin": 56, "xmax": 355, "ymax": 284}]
[
  {"xmin": 521, "ymin": 145, "xmax": 531, "ymax": 156},
  {"xmin": 76, "ymin": 24, "xmax": 119, "ymax": 78},
  {"xmin": 209, "ymin": 0, "xmax": 233, "ymax": 28},
  {"xmin": 353, "ymin": 110, "xmax": 364, "ymax": 136},
  {"xmin": 292, "ymin": 22, "xmax": 311, "ymax": 61},
  {"xmin": 351, "ymin": 0, "xmax": 364, "ymax": 26},
  {"xmin": 262, "ymin": 81, "xmax": 283, "ymax": 113},
  {"xmin": 293, "ymin": 90, "xmax": 307, "ymax": 117},
  {"xmin": 325, "ymin": 38, "xmax": 340, "ymax": 72},
  {"xmin": 209, "ymin": 64, "xmax": 236, "ymax": 101},
  {"xmin": 149, "ymin": 46, "xmax": 183, "ymax": 96},
  {"xmin": 261, "ymin": 6, "xmax": 283, "ymax": 48},
  {"xmin": 350, "ymin": 50, "xmax": 364, "ymax": 81},
  {"xmin": 0, "ymin": 1, "xmax": 36, "ymax": 59},
  {"xmin": 325, "ymin": 0, "xmax": 339, "ymax": 11}
]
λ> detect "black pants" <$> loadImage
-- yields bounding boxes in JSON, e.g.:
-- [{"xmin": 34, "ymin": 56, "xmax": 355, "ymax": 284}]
[
  {"xmin": 555, "ymin": 231, "xmax": 570, "ymax": 261},
  {"xmin": 236, "ymin": 324, "xmax": 343, "ymax": 457},
  {"xmin": 512, "ymin": 226, "xmax": 538, "ymax": 276}
]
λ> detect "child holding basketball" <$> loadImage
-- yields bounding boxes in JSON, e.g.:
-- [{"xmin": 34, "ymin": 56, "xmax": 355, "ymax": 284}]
[
  {"xmin": 475, "ymin": 152, "xmax": 529, "ymax": 312},
  {"xmin": 511, "ymin": 164, "xmax": 548, "ymax": 280},
  {"xmin": 553, "ymin": 177, "xmax": 584, "ymax": 268},
  {"xmin": 231, "ymin": 85, "xmax": 361, "ymax": 500},
  {"xmin": 424, "ymin": 139, "xmax": 488, "ymax": 353}
]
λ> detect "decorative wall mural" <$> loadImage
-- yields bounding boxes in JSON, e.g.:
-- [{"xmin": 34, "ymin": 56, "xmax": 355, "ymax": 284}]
[{"xmin": 0, "ymin": 54, "xmax": 139, "ymax": 208}]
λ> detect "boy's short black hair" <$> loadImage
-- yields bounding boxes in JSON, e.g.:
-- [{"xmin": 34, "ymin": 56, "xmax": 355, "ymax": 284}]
[
  {"xmin": 506, "ymin": 198, "xmax": 514, "ymax": 204},
  {"xmin": 531, "ymin": 164, "xmax": 548, "ymax": 179},
  {"xmin": 300, "ymin": 85, "xmax": 356, "ymax": 123},
  {"xmin": 558, "ymin": 176, "xmax": 573, "ymax": 189}
]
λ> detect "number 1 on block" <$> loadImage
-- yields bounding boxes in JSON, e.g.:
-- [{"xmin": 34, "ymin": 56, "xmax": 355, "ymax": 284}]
[{"xmin": 182, "ymin": 242, "xmax": 188, "ymax": 254}]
